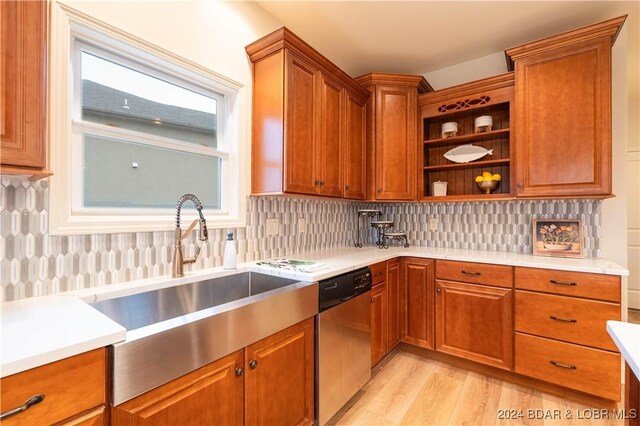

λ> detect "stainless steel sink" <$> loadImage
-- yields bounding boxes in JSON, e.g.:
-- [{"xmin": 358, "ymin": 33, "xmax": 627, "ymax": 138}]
[{"xmin": 90, "ymin": 271, "xmax": 317, "ymax": 405}]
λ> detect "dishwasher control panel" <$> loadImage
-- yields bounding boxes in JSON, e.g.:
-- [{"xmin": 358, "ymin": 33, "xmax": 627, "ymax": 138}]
[{"xmin": 318, "ymin": 268, "xmax": 372, "ymax": 312}]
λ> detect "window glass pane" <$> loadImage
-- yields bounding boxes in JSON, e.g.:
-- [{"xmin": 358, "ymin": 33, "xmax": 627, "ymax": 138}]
[
  {"xmin": 81, "ymin": 52, "xmax": 218, "ymax": 148},
  {"xmin": 84, "ymin": 134, "xmax": 221, "ymax": 209}
]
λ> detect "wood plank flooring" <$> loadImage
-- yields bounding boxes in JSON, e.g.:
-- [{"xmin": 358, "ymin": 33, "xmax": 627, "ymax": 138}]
[{"xmin": 329, "ymin": 350, "xmax": 625, "ymax": 426}]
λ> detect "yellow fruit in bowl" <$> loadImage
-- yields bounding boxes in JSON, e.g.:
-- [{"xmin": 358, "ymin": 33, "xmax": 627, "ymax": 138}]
[
  {"xmin": 482, "ymin": 175, "xmax": 493, "ymax": 182},
  {"xmin": 482, "ymin": 171, "xmax": 492, "ymax": 179},
  {"xmin": 492, "ymin": 174, "xmax": 501, "ymax": 181},
  {"xmin": 475, "ymin": 176, "xmax": 483, "ymax": 183}
]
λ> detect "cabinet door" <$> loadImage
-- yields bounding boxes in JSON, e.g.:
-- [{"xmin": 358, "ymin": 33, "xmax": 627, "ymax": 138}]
[
  {"xmin": 401, "ymin": 258, "xmax": 434, "ymax": 349},
  {"xmin": 0, "ymin": 0, "xmax": 47, "ymax": 168},
  {"xmin": 284, "ymin": 51, "xmax": 318, "ymax": 195},
  {"xmin": 374, "ymin": 85, "xmax": 417, "ymax": 200},
  {"xmin": 514, "ymin": 36, "xmax": 611, "ymax": 197},
  {"xmin": 111, "ymin": 350, "xmax": 244, "ymax": 426},
  {"xmin": 435, "ymin": 280, "xmax": 513, "ymax": 370},
  {"xmin": 371, "ymin": 283, "xmax": 387, "ymax": 366},
  {"xmin": 245, "ymin": 317, "xmax": 314, "ymax": 426},
  {"xmin": 343, "ymin": 90, "xmax": 366, "ymax": 199},
  {"xmin": 318, "ymin": 74, "xmax": 343, "ymax": 197},
  {"xmin": 58, "ymin": 406, "xmax": 106, "ymax": 426},
  {"xmin": 386, "ymin": 259, "xmax": 401, "ymax": 351}
]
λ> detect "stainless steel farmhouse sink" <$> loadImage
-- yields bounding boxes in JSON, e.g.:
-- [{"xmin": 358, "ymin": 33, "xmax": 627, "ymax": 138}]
[{"xmin": 90, "ymin": 272, "xmax": 318, "ymax": 405}]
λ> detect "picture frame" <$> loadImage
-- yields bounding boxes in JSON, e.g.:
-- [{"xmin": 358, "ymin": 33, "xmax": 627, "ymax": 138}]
[{"xmin": 532, "ymin": 219, "xmax": 584, "ymax": 258}]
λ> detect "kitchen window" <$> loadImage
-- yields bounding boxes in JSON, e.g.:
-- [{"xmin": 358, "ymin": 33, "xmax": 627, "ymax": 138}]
[{"xmin": 49, "ymin": 4, "xmax": 245, "ymax": 234}]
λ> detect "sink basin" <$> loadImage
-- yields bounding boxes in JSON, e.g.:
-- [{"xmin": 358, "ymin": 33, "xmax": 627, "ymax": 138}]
[
  {"xmin": 91, "ymin": 272, "xmax": 299, "ymax": 332},
  {"xmin": 90, "ymin": 271, "xmax": 317, "ymax": 405}
]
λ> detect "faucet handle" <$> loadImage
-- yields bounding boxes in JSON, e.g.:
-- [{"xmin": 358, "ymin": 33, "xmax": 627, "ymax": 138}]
[
  {"xmin": 181, "ymin": 219, "xmax": 199, "ymax": 241},
  {"xmin": 199, "ymin": 219, "xmax": 208, "ymax": 241}
]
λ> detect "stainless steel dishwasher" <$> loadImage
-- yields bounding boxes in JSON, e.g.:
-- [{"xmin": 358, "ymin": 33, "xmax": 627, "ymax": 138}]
[{"xmin": 316, "ymin": 267, "xmax": 372, "ymax": 425}]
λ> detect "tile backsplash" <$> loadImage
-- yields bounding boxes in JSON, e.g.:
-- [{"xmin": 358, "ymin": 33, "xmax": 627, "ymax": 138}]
[{"xmin": 1, "ymin": 177, "xmax": 601, "ymax": 301}]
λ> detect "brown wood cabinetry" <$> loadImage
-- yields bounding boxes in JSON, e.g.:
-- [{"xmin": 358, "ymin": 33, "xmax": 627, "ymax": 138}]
[
  {"xmin": 0, "ymin": 349, "xmax": 106, "ymax": 426},
  {"xmin": 371, "ymin": 282, "xmax": 387, "ymax": 366},
  {"xmin": 112, "ymin": 350, "xmax": 244, "ymax": 426},
  {"xmin": 418, "ymin": 74, "xmax": 514, "ymax": 200},
  {"xmin": 0, "ymin": 0, "xmax": 51, "ymax": 180},
  {"xmin": 245, "ymin": 317, "xmax": 314, "ymax": 426},
  {"xmin": 356, "ymin": 73, "xmax": 431, "ymax": 201},
  {"xmin": 434, "ymin": 260, "xmax": 513, "ymax": 370},
  {"xmin": 505, "ymin": 17, "xmax": 625, "ymax": 198},
  {"xmin": 386, "ymin": 258, "xmax": 401, "ymax": 350},
  {"xmin": 401, "ymin": 257, "xmax": 435, "ymax": 349},
  {"xmin": 514, "ymin": 267, "xmax": 622, "ymax": 400},
  {"xmin": 247, "ymin": 28, "xmax": 369, "ymax": 199}
]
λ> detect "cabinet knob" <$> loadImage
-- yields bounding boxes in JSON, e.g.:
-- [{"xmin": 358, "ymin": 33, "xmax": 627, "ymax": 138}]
[
  {"xmin": 249, "ymin": 359, "xmax": 258, "ymax": 369},
  {"xmin": 436, "ymin": 287, "xmax": 441, "ymax": 293},
  {"xmin": 377, "ymin": 187, "xmax": 382, "ymax": 193},
  {"xmin": 314, "ymin": 180, "xmax": 320, "ymax": 186},
  {"xmin": 235, "ymin": 367, "xmax": 244, "ymax": 376},
  {"xmin": 517, "ymin": 183, "xmax": 524, "ymax": 189},
  {"xmin": 320, "ymin": 180, "xmax": 325, "ymax": 186},
  {"xmin": 345, "ymin": 185, "xmax": 350, "ymax": 191}
]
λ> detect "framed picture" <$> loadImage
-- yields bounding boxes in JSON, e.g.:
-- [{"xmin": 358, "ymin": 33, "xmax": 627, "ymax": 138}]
[{"xmin": 533, "ymin": 219, "xmax": 584, "ymax": 258}]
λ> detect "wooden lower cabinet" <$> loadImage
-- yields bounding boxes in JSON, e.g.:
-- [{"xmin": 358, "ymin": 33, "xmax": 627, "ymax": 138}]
[
  {"xmin": 245, "ymin": 317, "xmax": 314, "ymax": 426},
  {"xmin": 57, "ymin": 406, "xmax": 107, "ymax": 426},
  {"xmin": 0, "ymin": 349, "xmax": 106, "ymax": 426},
  {"xmin": 515, "ymin": 333, "xmax": 620, "ymax": 400},
  {"xmin": 386, "ymin": 259, "xmax": 401, "ymax": 350},
  {"xmin": 435, "ymin": 280, "xmax": 513, "ymax": 370},
  {"xmin": 112, "ymin": 318, "xmax": 314, "ymax": 426},
  {"xmin": 371, "ymin": 283, "xmax": 387, "ymax": 366},
  {"xmin": 112, "ymin": 350, "xmax": 244, "ymax": 426},
  {"xmin": 401, "ymin": 258, "xmax": 434, "ymax": 349}
]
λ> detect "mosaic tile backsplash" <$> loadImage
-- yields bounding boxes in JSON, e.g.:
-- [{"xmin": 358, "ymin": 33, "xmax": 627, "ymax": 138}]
[{"xmin": 1, "ymin": 177, "xmax": 601, "ymax": 301}]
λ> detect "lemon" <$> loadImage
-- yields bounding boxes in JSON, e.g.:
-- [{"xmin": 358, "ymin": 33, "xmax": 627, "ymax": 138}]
[
  {"xmin": 492, "ymin": 174, "xmax": 501, "ymax": 181},
  {"xmin": 482, "ymin": 171, "xmax": 492, "ymax": 178},
  {"xmin": 483, "ymin": 175, "xmax": 493, "ymax": 182},
  {"xmin": 475, "ymin": 176, "xmax": 483, "ymax": 183}
]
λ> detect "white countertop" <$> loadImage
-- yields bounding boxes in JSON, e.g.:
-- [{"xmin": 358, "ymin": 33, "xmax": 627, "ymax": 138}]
[
  {"xmin": 1, "ymin": 245, "xmax": 628, "ymax": 378},
  {"xmin": 607, "ymin": 321, "xmax": 640, "ymax": 378}
]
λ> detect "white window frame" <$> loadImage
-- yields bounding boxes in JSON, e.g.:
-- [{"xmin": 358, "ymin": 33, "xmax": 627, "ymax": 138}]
[{"xmin": 49, "ymin": 2, "xmax": 246, "ymax": 235}]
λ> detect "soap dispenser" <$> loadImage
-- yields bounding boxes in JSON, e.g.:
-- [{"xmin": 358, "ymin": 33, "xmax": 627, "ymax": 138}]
[{"xmin": 223, "ymin": 232, "xmax": 237, "ymax": 269}]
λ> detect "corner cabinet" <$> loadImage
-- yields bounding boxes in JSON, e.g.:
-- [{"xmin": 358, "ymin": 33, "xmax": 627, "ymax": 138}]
[
  {"xmin": 0, "ymin": 0, "xmax": 52, "ymax": 180},
  {"xmin": 505, "ymin": 16, "xmax": 625, "ymax": 198},
  {"xmin": 418, "ymin": 74, "xmax": 514, "ymax": 201},
  {"xmin": 246, "ymin": 27, "xmax": 369, "ymax": 199},
  {"xmin": 356, "ymin": 73, "xmax": 431, "ymax": 201}
]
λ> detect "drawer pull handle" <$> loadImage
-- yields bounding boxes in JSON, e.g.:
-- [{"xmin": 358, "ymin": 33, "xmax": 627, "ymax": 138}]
[
  {"xmin": 461, "ymin": 270, "xmax": 481, "ymax": 276},
  {"xmin": 549, "ymin": 315, "xmax": 577, "ymax": 323},
  {"xmin": 0, "ymin": 394, "xmax": 45, "ymax": 420},
  {"xmin": 549, "ymin": 279, "xmax": 577, "ymax": 286},
  {"xmin": 550, "ymin": 360, "xmax": 577, "ymax": 370}
]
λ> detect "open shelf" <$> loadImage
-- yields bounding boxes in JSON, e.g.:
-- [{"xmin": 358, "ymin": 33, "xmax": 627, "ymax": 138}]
[
  {"xmin": 424, "ymin": 158, "xmax": 510, "ymax": 172},
  {"xmin": 423, "ymin": 128, "xmax": 510, "ymax": 148}
]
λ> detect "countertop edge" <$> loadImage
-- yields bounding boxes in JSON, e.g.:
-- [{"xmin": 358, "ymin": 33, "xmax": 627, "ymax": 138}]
[{"xmin": 606, "ymin": 321, "xmax": 640, "ymax": 378}]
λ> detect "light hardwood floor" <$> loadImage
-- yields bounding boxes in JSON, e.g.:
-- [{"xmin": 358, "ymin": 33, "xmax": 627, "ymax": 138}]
[{"xmin": 329, "ymin": 350, "xmax": 626, "ymax": 426}]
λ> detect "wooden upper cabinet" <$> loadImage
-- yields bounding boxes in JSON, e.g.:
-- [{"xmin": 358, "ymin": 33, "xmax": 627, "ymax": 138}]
[
  {"xmin": 112, "ymin": 350, "xmax": 244, "ymax": 426},
  {"xmin": 343, "ymin": 90, "xmax": 367, "ymax": 199},
  {"xmin": 505, "ymin": 16, "xmax": 626, "ymax": 198},
  {"xmin": 245, "ymin": 317, "xmax": 314, "ymax": 426},
  {"xmin": 284, "ymin": 52, "xmax": 319, "ymax": 195},
  {"xmin": 401, "ymin": 257, "xmax": 435, "ymax": 349},
  {"xmin": 0, "ymin": 0, "xmax": 51, "ymax": 180},
  {"xmin": 356, "ymin": 74, "xmax": 431, "ymax": 201},
  {"xmin": 246, "ymin": 27, "xmax": 369, "ymax": 199}
]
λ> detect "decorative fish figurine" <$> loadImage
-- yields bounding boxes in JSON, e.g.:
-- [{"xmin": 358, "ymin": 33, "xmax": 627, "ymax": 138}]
[{"xmin": 444, "ymin": 144, "xmax": 493, "ymax": 163}]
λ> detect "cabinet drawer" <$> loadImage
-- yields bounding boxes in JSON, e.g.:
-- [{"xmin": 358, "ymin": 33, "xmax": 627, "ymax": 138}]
[
  {"xmin": 370, "ymin": 261, "xmax": 387, "ymax": 286},
  {"xmin": 0, "ymin": 349, "xmax": 106, "ymax": 425},
  {"xmin": 436, "ymin": 260, "xmax": 513, "ymax": 288},
  {"xmin": 515, "ymin": 333, "xmax": 620, "ymax": 400},
  {"xmin": 515, "ymin": 267, "xmax": 620, "ymax": 302},
  {"xmin": 515, "ymin": 291, "xmax": 620, "ymax": 351}
]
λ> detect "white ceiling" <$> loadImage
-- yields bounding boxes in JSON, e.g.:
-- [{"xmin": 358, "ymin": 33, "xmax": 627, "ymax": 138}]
[{"xmin": 254, "ymin": 1, "xmax": 639, "ymax": 77}]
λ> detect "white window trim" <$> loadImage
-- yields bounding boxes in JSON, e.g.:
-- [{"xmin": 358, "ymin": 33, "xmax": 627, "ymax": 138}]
[{"xmin": 49, "ymin": 1, "xmax": 247, "ymax": 235}]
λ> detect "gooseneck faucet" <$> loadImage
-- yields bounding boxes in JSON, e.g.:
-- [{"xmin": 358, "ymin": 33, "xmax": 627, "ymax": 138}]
[{"xmin": 172, "ymin": 194, "xmax": 209, "ymax": 278}]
